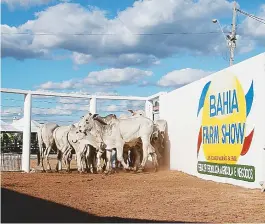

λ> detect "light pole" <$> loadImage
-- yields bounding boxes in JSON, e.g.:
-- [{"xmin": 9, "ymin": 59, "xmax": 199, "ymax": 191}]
[
  {"xmin": 212, "ymin": 19, "xmax": 228, "ymax": 45},
  {"xmin": 212, "ymin": 18, "xmax": 231, "ymax": 66},
  {"xmin": 212, "ymin": 1, "xmax": 237, "ymax": 66}
]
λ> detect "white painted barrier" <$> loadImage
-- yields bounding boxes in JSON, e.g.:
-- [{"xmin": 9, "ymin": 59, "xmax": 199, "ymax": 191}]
[{"xmin": 160, "ymin": 53, "xmax": 265, "ymax": 189}]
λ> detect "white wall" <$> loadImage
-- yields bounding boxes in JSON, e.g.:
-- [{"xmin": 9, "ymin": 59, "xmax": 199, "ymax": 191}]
[{"xmin": 160, "ymin": 53, "xmax": 265, "ymax": 189}]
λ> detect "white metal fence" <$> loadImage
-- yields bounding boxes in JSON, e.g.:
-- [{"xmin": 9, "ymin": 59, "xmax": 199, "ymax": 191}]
[{"xmin": 0, "ymin": 88, "xmax": 166, "ymax": 172}]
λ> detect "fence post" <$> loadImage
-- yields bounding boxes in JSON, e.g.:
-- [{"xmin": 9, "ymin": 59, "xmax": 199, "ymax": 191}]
[
  {"xmin": 22, "ymin": 93, "xmax": 32, "ymax": 173},
  {"xmin": 90, "ymin": 97, "xmax": 97, "ymax": 114},
  {"xmin": 145, "ymin": 100, "xmax": 153, "ymax": 120}
]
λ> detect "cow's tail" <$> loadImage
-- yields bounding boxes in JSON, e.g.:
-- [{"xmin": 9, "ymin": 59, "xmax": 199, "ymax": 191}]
[{"xmin": 37, "ymin": 124, "xmax": 44, "ymax": 166}]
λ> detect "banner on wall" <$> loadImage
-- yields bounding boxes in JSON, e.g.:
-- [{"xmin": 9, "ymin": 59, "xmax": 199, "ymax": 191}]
[{"xmin": 196, "ymin": 74, "xmax": 255, "ymax": 182}]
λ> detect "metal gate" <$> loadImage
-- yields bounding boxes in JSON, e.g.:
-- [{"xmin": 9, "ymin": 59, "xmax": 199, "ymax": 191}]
[{"xmin": 0, "ymin": 152, "xmax": 22, "ymax": 171}]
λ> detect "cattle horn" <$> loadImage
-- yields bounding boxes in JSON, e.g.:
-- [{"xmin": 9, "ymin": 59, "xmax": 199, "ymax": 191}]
[{"xmin": 128, "ymin": 109, "xmax": 134, "ymax": 114}]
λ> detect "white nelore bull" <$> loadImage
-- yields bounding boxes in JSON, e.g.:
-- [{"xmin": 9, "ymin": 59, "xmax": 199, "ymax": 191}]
[
  {"xmin": 77, "ymin": 113, "xmax": 159, "ymax": 173},
  {"xmin": 37, "ymin": 123, "xmax": 59, "ymax": 171},
  {"xmin": 52, "ymin": 125, "xmax": 76, "ymax": 172},
  {"xmin": 118, "ymin": 110, "xmax": 147, "ymax": 169},
  {"xmin": 53, "ymin": 125, "xmax": 104, "ymax": 173},
  {"xmin": 93, "ymin": 112, "xmax": 148, "ymax": 172},
  {"xmin": 120, "ymin": 110, "xmax": 166, "ymax": 164}
]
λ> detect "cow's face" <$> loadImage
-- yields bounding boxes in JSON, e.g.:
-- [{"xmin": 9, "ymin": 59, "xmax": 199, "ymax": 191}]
[
  {"xmin": 78, "ymin": 113, "xmax": 108, "ymax": 133},
  {"xmin": 75, "ymin": 130, "xmax": 86, "ymax": 141},
  {"xmin": 78, "ymin": 113, "xmax": 96, "ymax": 133}
]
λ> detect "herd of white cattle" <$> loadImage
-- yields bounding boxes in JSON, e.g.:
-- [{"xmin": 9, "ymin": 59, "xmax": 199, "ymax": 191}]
[{"xmin": 37, "ymin": 109, "xmax": 167, "ymax": 174}]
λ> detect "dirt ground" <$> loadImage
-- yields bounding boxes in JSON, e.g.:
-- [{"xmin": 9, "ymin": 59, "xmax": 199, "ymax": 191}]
[{"xmin": 1, "ymin": 158, "xmax": 265, "ymax": 223}]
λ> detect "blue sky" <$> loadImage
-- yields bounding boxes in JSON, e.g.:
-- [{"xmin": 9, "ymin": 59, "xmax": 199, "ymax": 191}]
[{"xmin": 1, "ymin": 0, "xmax": 265, "ymax": 124}]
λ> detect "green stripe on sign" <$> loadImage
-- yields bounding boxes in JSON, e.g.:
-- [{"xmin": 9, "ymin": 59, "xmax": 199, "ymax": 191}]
[{"xmin": 197, "ymin": 161, "xmax": 255, "ymax": 182}]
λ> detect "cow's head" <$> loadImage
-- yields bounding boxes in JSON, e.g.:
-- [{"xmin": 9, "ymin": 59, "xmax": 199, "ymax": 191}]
[
  {"xmin": 78, "ymin": 112, "xmax": 107, "ymax": 134},
  {"xmin": 128, "ymin": 109, "xmax": 145, "ymax": 117},
  {"xmin": 100, "ymin": 113, "xmax": 117, "ymax": 125}
]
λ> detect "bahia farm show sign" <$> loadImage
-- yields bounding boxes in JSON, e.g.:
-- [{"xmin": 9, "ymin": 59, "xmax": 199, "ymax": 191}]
[
  {"xmin": 160, "ymin": 53, "xmax": 265, "ymax": 189},
  {"xmin": 196, "ymin": 75, "xmax": 255, "ymax": 182}
]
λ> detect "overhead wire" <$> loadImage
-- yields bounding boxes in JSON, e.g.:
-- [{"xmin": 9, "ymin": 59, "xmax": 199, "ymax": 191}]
[
  {"xmin": 236, "ymin": 8, "xmax": 265, "ymax": 25},
  {"xmin": 1, "ymin": 31, "xmax": 223, "ymax": 36}
]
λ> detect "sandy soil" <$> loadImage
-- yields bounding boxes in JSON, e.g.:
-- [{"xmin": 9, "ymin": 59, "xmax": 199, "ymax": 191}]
[{"xmin": 1, "ymin": 159, "xmax": 265, "ymax": 223}]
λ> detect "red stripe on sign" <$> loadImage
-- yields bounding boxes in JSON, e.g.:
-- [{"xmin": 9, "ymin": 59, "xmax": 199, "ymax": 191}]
[
  {"xmin": 241, "ymin": 129, "xmax": 254, "ymax": 156},
  {"xmin": 197, "ymin": 127, "xmax": 202, "ymax": 157}
]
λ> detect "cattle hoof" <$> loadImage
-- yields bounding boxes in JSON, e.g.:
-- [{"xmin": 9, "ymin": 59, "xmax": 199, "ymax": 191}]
[
  {"xmin": 110, "ymin": 169, "xmax": 117, "ymax": 174},
  {"xmin": 137, "ymin": 167, "xmax": 144, "ymax": 173},
  {"xmin": 97, "ymin": 169, "xmax": 103, "ymax": 174},
  {"xmin": 137, "ymin": 166, "xmax": 144, "ymax": 173},
  {"xmin": 104, "ymin": 170, "xmax": 110, "ymax": 175},
  {"xmin": 131, "ymin": 167, "xmax": 137, "ymax": 173}
]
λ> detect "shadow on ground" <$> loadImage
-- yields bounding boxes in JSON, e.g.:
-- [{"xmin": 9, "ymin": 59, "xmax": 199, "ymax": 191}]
[{"xmin": 1, "ymin": 188, "xmax": 192, "ymax": 223}]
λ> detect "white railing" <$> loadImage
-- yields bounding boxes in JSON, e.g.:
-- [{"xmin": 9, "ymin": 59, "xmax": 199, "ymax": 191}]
[{"xmin": 0, "ymin": 88, "xmax": 167, "ymax": 173}]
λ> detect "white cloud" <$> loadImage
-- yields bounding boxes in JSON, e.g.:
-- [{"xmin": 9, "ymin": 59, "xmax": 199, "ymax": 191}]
[
  {"xmin": 39, "ymin": 67, "xmax": 152, "ymax": 89},
  {"xmin": 1, "ymin": 0, "xmax": 69, "ymax": 9},
  {"xmin": 98, "ymin": 99, "xmax": 145, "ymax": 113},
  {"xmin": 236, "ymin": 35, "xmax": 255, "ymax": 54},
  {"xmin": 34, "ymin": 88, "xmax": 93, "ymax": 95},
  {"xmin": 33, "ymin": 107, "xmax": 72, "ymax": 115},
  {"xmin": 239, "ymin": 5, "xmax": 265, "ymax": 47},
  {"xmin": 1, "ymin": 24, "xmax": 50, "ymax": 59},
  {"xmin": 0, "ymin": 108, "xmax": 23, "ymax": 117},
  {"xmin": 39, "ymin": 80, "xmax": 82, "ymax": 89},
  {"xmin": 157, "ymin": 68, "xmax": 212, "ymax": 87},
  {"xmin": 0, "ymin": 106, "xmax": 72, "ymax": 118},
  {"xmin": 58, "ymin": 98, "xmax": 89, "ymax": 104},
  {"xmin": 84, "ymin": 67, "xmax": 152, "ymax": 86},
  {"xmin": 32, "ymin": 94, "xmax": 54, "ymax": 99},
  {"xmin": 56, "ymin": 104, "xmax": 90, "ymax": 111},
  {"xmin": 2, "ymin": 0, "xmax": 242, "ymax": 67},
  {"xmin": 2, "ymin": 0, "xmax": 52, "ymax": 9},
  {"xmin": 58, "ymin": 91, "xmax": 118, "ymax": 101},
  {"xmin": 72, "ymin": 52, "xmax": 160, "ymax": 68},
  {"xmin": 72, "ymin": 52, "xmax": 92, "ymax": 65}
]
